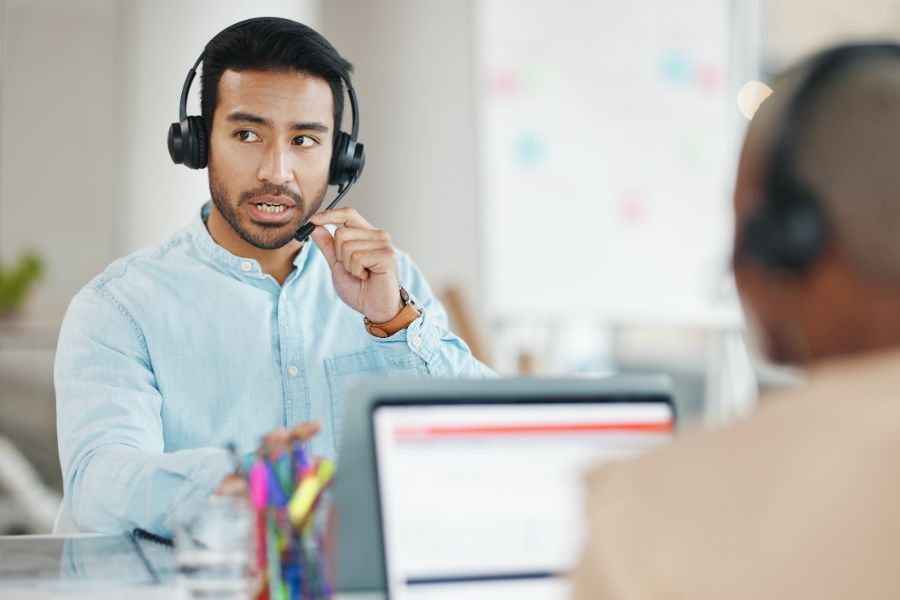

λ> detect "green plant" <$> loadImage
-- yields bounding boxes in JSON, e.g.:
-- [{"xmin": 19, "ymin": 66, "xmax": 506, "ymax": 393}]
[{"xmin": 0, "ymin": 251, "xmax": 44, "ymax": 316}]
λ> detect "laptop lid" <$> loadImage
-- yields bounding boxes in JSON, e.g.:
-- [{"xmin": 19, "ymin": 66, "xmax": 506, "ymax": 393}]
[
  {"xmin": 372, "ymin": 377, "xmax": 674, "ymax": 599},
  {"xmin": 334, "ymin": 376, "xmax": 673, "ymax": 592}
]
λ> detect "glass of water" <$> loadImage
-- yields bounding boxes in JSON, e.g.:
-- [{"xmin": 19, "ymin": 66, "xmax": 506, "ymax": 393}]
[{"xmin": 174, "ymin": 494, "xmax": 253, "ymax": 599}]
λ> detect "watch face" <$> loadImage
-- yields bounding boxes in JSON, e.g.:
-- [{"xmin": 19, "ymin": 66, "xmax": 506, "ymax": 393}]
[{"xmin": 404, "ymin": 289, "xmax": 422, "ymax": 310}]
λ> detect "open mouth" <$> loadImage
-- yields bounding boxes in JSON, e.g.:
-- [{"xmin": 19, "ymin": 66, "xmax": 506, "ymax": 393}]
[
  {"xmin": 255, "ymin": 202, "xmax": 289, "ymax": 214},
  {"xmin": 246, "ymin": 195, "xmax": 298, "ymax": 223}
]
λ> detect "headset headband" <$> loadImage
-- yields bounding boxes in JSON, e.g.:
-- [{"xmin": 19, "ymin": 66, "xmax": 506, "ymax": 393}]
[{"xmin": 177, "ymin": 17, "xmax": 359, "ymax": 141}]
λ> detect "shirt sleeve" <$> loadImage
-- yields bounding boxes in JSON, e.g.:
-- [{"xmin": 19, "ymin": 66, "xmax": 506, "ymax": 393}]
[
  {"xmin": 367, "ymin": 251, "xmax": 496, "ymax": 378},
  {"xmin": 55, "ymin": 284, "xmax": 233, "ymax": 537}
]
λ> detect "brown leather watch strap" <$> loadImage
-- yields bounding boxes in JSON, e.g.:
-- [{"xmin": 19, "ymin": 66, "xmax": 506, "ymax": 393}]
[{"xmin": 364, "ymin": 287, "xmax": 422, "ymax": 338}]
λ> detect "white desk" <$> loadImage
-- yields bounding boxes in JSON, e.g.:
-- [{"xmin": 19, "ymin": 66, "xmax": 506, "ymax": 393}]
[{"xmin": 0, "ymin": 534, "xmax": 383, "ymax": 599}]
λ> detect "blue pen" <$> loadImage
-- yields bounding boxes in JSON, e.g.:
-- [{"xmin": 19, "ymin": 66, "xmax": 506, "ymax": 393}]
[
  {"xmin": 293, "ymin": 443, "xmax": 310, "ymax": 479},
  {"xmin": 276, "ymin": 453, "xmax": 293, "ymax": 496},
  {"xmin": 264, "ymin": 460, "xmax": 287, "ymax": 507}
]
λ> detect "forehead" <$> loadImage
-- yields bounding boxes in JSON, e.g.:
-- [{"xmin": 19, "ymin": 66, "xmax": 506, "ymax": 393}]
[{"xmin": 215, "ymin": 69, "xmax": 334, "ymax": 127}]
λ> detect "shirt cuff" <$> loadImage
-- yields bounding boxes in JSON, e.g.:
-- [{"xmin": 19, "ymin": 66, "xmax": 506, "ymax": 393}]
[{"xmin": 366, "ymin": 309, "xmax": 437, "ymax": 362}]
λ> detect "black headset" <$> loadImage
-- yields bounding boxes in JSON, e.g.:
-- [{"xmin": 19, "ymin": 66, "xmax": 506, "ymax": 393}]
[
  {"xmin": 739, "ymin": 43, "xmax": 900, "ymax": 274},
  {"xmin": 167, "ymin": 17, "xmax": 366, "ymax": 242}
]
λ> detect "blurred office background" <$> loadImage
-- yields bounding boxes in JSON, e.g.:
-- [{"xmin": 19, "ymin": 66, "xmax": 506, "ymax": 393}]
[{"xmin": 1, "ymin": 0, "xmax": 898, "ymax": 533}]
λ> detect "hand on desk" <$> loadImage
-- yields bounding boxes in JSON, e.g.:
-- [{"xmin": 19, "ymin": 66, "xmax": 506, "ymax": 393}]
[{"xmin": 215, "ymin": 421, "xmax": 322, "ymax": 496}]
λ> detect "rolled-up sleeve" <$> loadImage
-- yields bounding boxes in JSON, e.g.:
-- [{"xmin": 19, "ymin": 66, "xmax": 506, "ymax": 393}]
[
  {"xmin": 55, "ymin": 285, "xmax": 232, "ymax": 536},
  {"xmin": 368, "ymin": 252, "xmax": 495, "ymax": 378}
]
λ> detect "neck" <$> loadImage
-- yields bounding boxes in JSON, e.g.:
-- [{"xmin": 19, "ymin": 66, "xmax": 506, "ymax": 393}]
[{"xmin": 206, "ymin": 203, "xmax": 301, "ymax": 285}]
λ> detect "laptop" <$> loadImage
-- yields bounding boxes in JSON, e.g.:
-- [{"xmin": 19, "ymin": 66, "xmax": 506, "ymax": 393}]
[{"xmin": 334, "ymin": 375, "xmax": 676, "ymax": 598}]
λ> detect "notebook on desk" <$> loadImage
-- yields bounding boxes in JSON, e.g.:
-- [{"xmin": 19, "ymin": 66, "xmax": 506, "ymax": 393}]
[{"xmin": 333, "ymin": 375, "xmax": 676, "ymax": 599}]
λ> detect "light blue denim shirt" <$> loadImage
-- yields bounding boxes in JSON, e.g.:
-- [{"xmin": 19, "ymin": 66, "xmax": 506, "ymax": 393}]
[{"xmin": 55, "ymin": 202, "xmax": 491, "ymax": 535}]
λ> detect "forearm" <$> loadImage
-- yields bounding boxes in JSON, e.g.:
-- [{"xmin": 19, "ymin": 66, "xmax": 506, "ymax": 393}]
[{"xmin": 65, "ymin": 444, "xmax": 233, "ymax": 537}]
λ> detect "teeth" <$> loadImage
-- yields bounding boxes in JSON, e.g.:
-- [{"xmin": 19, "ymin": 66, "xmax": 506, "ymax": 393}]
[{"xmin": 257, "ymin": 203, "xmax": 286, "ymax": 213}]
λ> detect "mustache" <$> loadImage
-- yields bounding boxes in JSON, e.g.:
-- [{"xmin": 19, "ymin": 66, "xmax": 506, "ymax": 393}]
[{"xmin": 239, "ymin": 183, "xmax": 303, "ymax": 207}]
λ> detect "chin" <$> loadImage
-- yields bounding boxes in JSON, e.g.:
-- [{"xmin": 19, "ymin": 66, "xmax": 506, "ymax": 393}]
[{"xmin": 242, "ymin": 225, "xmax": 300, "ymax": 250}]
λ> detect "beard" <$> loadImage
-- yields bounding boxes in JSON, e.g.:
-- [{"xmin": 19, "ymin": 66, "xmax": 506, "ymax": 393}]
[{"xmin": 208, "ymin": 168, "xmax": 328, "ymax": 250}]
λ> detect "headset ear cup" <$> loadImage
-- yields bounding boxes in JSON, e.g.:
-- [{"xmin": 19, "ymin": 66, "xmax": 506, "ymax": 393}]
[
  {"xmin": 168, "ymin": 122, "xmax": 184, "ymax": 164},
  {"xmin": 776, "ymin": 192, "xmax": 828, "ymax": 272},
  {"xmin": 352, "ymin": 141, "xmax": 366, "ymax": 182},
  {"xmin": 329, "ymin": 132, "xmax": 351, "ymax": 185},
  {"xmin": 740, "ymin": 192, "xmax": 828, "ymax": 274},
  {"xmin": 184, "ymin": 116, "xmax": 209, "ymax": 170}
]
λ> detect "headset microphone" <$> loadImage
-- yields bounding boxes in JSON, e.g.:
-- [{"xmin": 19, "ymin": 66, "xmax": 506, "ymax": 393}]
[{"xmin": 294, "ymin": 182, "xmax": 356, "ymax": 243}]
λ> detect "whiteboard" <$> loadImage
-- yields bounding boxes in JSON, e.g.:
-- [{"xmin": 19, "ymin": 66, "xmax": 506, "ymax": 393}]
[{"xmin": 477, "ymin": 0, "xmax": 755, "ymax": 326}]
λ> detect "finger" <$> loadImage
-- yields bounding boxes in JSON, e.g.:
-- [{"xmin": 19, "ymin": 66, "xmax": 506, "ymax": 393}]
[
  {"xmin": 333, "ymin": 227, "xmax": 390, "ymax": 263},
  {"xmin": 288, "ymin": 421, "xmax": 322, "ymax": 443},
  {"xmin": 337, "ymin": 239, "xmax": 390, "ymax": 271},
  {"xmin": 310, "ymin": 226, "xmax": 339, "ymax": 269},
  {"xmin": 215, "ymin": 473, "xmax": 248, "ymax": 497},
  {"xmin": 347, "ymin": 248, "xmax": 397, "ymax": 279},
  {"xmin": 263, "ymin": 426, "xmax": 291, "ymax": 460},
  {"xmin": 309, "ymin": 207, "xmax": 374, "ymax": 230}
]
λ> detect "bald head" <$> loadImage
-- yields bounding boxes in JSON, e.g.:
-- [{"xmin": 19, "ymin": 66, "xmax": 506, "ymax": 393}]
[
  {"xmin": 775, "ymin": 52, "xmax": 900, "ymax": 282},
  {"xmin": 733, "ymin": 46, "xmax": 900, "ymax": 365}
]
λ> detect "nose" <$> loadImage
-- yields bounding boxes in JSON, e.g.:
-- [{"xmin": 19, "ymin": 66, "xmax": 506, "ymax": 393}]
[{"xmin": 257, "ymin": 142, "xmax": 293, "ymax": 185}]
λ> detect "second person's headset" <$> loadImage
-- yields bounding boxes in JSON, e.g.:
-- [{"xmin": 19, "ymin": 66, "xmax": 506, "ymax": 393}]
[
  {"xmin": 738, "ymin": 43, "xmax": 900, "ymax": 274},
  {"xmin": 167, "ymin": 16, "xmax": 366, "ymax": 242}
]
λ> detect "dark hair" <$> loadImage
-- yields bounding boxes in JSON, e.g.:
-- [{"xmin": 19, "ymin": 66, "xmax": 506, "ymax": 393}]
[{"xmin": 200, "ymin": 18, "xmax": 353, "ymax": 138}]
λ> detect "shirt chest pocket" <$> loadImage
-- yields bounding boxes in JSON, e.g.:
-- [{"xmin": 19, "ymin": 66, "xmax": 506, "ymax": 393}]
[{"xmin": 324, "ymin": 349, "xmax": 428, "ymax": 450}]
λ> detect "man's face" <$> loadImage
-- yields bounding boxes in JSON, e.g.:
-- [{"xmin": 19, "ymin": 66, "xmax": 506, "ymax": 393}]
[{"xmin": 207, "ymin": 69, "xmax": 334, "ymax": 249}]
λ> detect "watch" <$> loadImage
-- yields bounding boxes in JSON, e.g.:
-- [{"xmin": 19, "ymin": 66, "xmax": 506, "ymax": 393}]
[{"xmin": 364, "ymin": 287, "xmax": 423, "ymax": 338}]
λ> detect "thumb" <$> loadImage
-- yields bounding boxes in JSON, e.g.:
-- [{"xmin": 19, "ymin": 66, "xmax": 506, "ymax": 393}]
[
  {"xmin": 310, "ymin": 225, "xmax": 338, "ymax": 268},
  {"xmin": 288, "ymin": 421, "xmax": 322, "ymax": 443}
]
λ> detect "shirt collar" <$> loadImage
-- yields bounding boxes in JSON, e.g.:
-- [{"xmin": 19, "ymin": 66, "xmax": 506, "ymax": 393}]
[{"xmin": 188, "ymin": 201, "xmax": 313, "ymax": 280}]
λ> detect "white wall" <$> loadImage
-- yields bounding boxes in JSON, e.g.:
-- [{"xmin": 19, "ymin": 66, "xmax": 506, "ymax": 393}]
[
  {"xmin": 320, "ymin": 0, "xmax": 485, "ymax": 335},
  {"xmin": 0, "ymin": 0, "xmax": 120, "ymax": 320},
  {"xmin": 764, "ymin": 0, "xmax": 900, "ymax": 70}
]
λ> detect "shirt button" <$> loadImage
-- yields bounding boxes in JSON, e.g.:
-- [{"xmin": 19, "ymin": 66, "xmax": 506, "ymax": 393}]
[
  {"xmin": 240, "ymin": 261, "xmax": 252, "ymax": 272},
  {"xmin": 411, "ymin": 335, "xmax": 422, "ymax": 348},
  {"xmin": 288, "ymin": 365, "xmax": 299, "ymax": 377}
]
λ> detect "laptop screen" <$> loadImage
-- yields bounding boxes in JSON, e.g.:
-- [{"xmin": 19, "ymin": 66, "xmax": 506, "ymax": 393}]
[{"xmin": 372, "ymin": 398, "xmax": 675, "ymax": 599}]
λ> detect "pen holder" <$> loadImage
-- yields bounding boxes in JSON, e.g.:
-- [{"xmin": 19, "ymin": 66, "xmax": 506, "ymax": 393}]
[
  {"xmin": 247, "ymin": 444, "xmax": 336, "ymax": 600},
  {"xmin": 173, "ymin": 494, "xmax": 254, "ymax": 599}
]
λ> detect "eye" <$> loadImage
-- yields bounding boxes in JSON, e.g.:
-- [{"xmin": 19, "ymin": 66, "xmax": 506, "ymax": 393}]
[
  {"xmin": 293, "ymin": 135, "xmax": 318, "ymax": 148},
  {"xmin": 235, "ymin": 130, "xmax": 260, "ymax": 142}
]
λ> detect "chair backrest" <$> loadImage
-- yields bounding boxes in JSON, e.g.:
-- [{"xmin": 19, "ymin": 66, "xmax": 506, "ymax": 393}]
[{"xmin": 52, "ymin": 501, "xmax": 83, "ymax": 534}]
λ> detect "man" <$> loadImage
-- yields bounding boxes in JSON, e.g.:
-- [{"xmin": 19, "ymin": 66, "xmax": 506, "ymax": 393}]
[
  {"xmin": 572, "ymin": 44, "xmax": 900, "ymax": 599},
  {"xmin": 55, "ymin": 18, "xmax": 490, "ymax": 536}
]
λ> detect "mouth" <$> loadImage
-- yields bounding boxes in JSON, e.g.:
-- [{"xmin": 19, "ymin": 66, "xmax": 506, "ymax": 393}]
[{"xmin": 246, "ymin": 195, "xmax": 299, "ymax": 224}]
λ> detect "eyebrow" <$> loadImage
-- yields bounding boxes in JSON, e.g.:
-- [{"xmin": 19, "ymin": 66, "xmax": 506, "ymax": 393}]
[{"xmin": 225, "ymin": 111, "xmax": 330, "ymax": 133}]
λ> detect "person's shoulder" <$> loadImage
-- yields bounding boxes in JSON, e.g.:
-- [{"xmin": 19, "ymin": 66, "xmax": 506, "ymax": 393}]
[
  {"xmin": 584, "ymin": 363, "xmax": 900, "ymax": 500},
  {"xmin": 584, "ymin": 385, "xmax": 805, "ymax": 500},
  {"xmin": 88, "ymin": 227, "xmax": 197, "ymax": 295}
]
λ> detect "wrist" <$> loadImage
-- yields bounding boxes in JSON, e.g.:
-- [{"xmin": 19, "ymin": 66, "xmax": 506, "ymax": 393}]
[
  {"xmin": 364, "ymin": 298, "xmax": 405, "ymax": 325},
  {"xmin": 365, "ymin": 287, "xmax": 422, "ymax": 338}
]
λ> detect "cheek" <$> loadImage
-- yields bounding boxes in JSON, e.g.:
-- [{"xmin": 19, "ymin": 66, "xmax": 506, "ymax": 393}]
[
  {"xmin": 295, "ymin": 151, "xmax": 333, "ymax": 184},
  {"xmin": 208, "ymin": 135, "xmax": 243, "ymax": 171}
]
